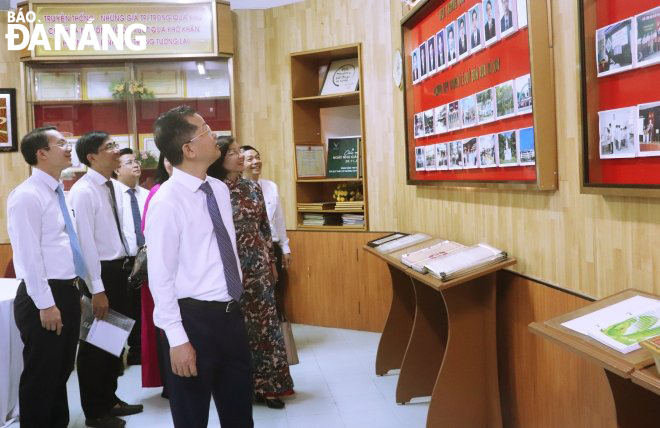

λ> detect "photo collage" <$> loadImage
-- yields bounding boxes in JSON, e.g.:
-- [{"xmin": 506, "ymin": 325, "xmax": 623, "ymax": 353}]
[
  {"xmin": 596, "ymin": 6, "xmax": 660, "ymax": 78},
  {"xmin": 415, "ymin": 126, "xmax": 535, "ymax": 171},
  {"xmin": 598, "ymin": 100, "xmax": 660, "ymax": 159},
  {"xmin": 411, "ymin": 0, "xmax": 527, "ymax": 85}
]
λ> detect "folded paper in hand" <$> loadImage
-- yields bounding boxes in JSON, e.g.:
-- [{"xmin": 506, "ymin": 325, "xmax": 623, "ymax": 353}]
[{"xmin": 80, "ymin": 296, "xmax": 135, "ymax": 357}]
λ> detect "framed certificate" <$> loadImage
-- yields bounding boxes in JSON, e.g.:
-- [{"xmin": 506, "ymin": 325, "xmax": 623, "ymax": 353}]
[
  {"xmin": 320, "ymin": 58, "xmax": 360, "ymax": 95},
  {"xmin": 295, "ymin": 145, "xmax": 326, "ymax": 178},
  {"xmin": 138, "ymin": 69, "xmax": 183, "ymax": 98},
  {"xmin": 35, "ymin": 71, "xmax": 81, "ymax": 101},
  {"xmin": 84, "ymin": 68, "xmax": 126, "ymax": 100}
]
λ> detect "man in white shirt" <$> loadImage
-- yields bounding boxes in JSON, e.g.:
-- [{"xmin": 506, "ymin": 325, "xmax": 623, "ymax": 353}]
[
  {"xmin": 112, "ymin": 148, "xmax": 148, "ymax": 366},
  {"xmin": 146, "ymin": 106, "xmax": 253, "ymax": 427},
  {"xmin": 8, "ymin": 127, "xmax": 84, "ymax": 428},
  {"xmin": 69, "ymin": 132, "xmax": 143, "ymax": 428}
]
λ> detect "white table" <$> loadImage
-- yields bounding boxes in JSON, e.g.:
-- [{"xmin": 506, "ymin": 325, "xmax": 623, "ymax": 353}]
[{"xmin": 0, "ymin": 279, "xmax": 22, "ymax": 428}]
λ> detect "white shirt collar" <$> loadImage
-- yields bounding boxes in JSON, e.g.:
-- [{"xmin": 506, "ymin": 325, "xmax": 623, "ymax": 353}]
[
  {"xmin": 113, "ymin": 179, "xmax": 138, "ymax": 193},
  {"xmin": 86, "ymin": 167, "xmax": 110, "ymax": 186},
  {"xmin": 171, "ymin": 167, "xmax": 207, "ymax": 193},
  {"xmin": 31, "ymin": 167, "xmax": 61, "ymax": 191}
]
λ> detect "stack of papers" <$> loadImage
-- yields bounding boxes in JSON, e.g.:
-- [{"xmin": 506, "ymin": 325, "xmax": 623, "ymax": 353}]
[
  {"xmin": 400, "ymin": 240, "xmax": 466, "ymax": 273},
  {"xmin": 342, "ymin": 214, "xmax": 364, "ymax": 226},
  {"xmin": 298, "ymin": 202, "xmax": 335, "ymax": 211},
  {"xmin": 335, "ymin": 201, "xmax": 364, "ymax": 212},
  {"xmin": 423, "ymin": 243, "xmax": 507, "ymax": 281},
  {"xmin": 375, "ymin": 233, "xmax": 430, "ymax": 253},
  {"xmin": 302, "ymin": 213, "xmax": 325, "ymax": 226}
]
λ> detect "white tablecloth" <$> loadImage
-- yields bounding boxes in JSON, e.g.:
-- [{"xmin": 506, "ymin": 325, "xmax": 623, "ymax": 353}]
[{"xmin": 0, "ymin": 279, "xmax": 22, "ymax": 428}]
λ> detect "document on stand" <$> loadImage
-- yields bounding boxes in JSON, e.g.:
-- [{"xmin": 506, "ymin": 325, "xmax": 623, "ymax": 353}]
[{"xmin": 80, "ymin": 296, "xmax": 135, "ymax": 357}]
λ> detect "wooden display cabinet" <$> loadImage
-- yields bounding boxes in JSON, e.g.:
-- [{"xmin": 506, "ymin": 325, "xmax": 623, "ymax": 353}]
[{"xmin": 290, "ymin": 44, "xmax": 369, "ymax": 231}]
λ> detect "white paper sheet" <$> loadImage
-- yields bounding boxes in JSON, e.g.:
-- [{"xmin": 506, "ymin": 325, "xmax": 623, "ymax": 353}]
[
  {"xmin": 561, "ymin": 296, "xmax": 660, "ymax": 336},
  {"xmin": 86, "ymin": 319, "xmax": 131, "ymax": 357}
]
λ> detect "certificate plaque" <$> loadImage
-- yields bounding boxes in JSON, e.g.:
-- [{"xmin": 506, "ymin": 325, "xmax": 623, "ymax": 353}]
[{"xmin": 296, "ymin": 145, "xmax": 326, "ymax": 178}]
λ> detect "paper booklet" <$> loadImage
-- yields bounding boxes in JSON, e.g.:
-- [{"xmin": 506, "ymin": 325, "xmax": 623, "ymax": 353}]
[
  {"xmin": 423, "ymin": 243, "xmax": 507, "ymax": 281},
  {"xmin": 588, "ymin": 305, "xmax": 660, "ymax": 354},
  {"xmin": 375, "ymin": 233, "xmax": 430, "ymax": 253},
  {"xmin": 401, "ymin": 240, "xmax": 466, "ymax": 273},
  {"xmin": 80, "ymin": 296, "xmax": 135, "ymax": 357}
]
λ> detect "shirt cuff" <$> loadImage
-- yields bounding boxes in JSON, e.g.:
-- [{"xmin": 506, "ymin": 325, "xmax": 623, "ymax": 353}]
[
  {"xmin": 30, "ymin": 287, "xmax": 56, "ymax": 310},
  {"xmin": 90, "ymin": 278, "xmax": 105, "ymax": 294},
  {"xmin": 279, "ymin": 242, "xmax": 291, "ymax": 254},
  {"xmin": 165, "ymin": 323, "xmax": 190, "ymax": 347}
]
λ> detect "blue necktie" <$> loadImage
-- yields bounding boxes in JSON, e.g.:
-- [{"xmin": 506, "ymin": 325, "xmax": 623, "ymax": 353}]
[
  {"xmin": 199, "ymin": 181, "xmax": 243, "ymax": 301},
  {"xmin": 55, "ymin": 186, "xmax": 88, "ymax": 279},
  {"xmin": 127, "ymin": 188, "xmax": 145, "ymax": 247}
]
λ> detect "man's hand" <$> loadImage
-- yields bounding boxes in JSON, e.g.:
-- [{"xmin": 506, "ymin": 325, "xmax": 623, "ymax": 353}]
[
  {"xmin": 92, "ymin": 292, "xmax": 109, "ymax": 319},
  {"xmin": 282, "ymin": 253, "xmax": 291, "ymax": 270},
  {"xmin": 170, "ymin": 342, "xmax": 197, "ymax": 377},
  {"xmin": 40, "ymin": 305, "xmax": 63, "ymax": 335}
]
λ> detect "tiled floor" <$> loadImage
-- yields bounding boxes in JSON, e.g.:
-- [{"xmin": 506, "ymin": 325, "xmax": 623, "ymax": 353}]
[{"xmin": 9, "ymin": 324, "xmax": 429, "ymax": 428}]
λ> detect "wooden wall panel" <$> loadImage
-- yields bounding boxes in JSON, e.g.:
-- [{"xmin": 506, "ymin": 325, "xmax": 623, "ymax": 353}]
[
  {"xmin": 284, "ymin": 231, "xmax": 392, "ymax": 332},
  {"xmin": 497, "ymin": 271, "xmax": 617, "ymax": 428}
]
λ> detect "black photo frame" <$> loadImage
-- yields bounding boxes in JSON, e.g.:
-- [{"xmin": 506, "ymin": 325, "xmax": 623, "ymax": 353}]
[{"xmin": 0, "ymin": 88, "xmax": 18, "ymax": 153}]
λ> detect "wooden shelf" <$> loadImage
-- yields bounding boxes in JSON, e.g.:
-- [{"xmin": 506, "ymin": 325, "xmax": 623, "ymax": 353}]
[
  {"xmin": 297, "ymin": 224, "xmax": 366, "ymax": 231},
  {"xmin": 296, "ymin": 177, "xmax": 363, "ymax": 183},
  {"xmin": 298, "ymin": 209, "xmax": 364, "ymax": 213},
  {"xmin": 293, "ymin": 91, "xmax": 360, "ymax": 107}
]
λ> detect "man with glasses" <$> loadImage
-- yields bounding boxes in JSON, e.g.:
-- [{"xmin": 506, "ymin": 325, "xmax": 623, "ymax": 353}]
[
  {"xmin": 147, "ymin": 106, "xmax": 253, "ymax": 427},
  {"xmin": 111, "ymin": 148, "xmax": 148, "ymax": 367},
  {"xmin": 8, "ymin": 127, "xmax": 83, "ymax": 428},
  {"xmin": 69, "ymin": 132, "xmax": 143, "ymax": 428}
]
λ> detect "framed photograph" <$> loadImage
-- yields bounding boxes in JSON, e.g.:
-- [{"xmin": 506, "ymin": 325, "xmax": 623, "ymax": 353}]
[
  {"xmin": 84, "ymin": 68, "xmax": 125, "ymax": 100},
  {"xmin": 495, "ymin": 80, "xmax": 516, "ymax": 119},
  {"xmin": 424, "ymin": 109, "xmax": 435, "ymax": 135},
  {"xmin": 461, "ymin": 94, "xmax": 479, "ymax": 128},
  {"xmin": 414, "ymin": 112, "xmax": 424, "ymax": 138},
  {"xmin": 424, "ymin": 144, "xmax": 437, "ymax": 171},
  {"xmin": 637, "ymin": 102, "xmax": 660, "ymax": 157},
  {"xmin": 478, "ymin": 134, "xmax": 498, "ymax": 168},
  {"xmin": 321, "ymin": 57, "xmax": 360, "ymax": 95},
  {"xmin": 635, "ymin": 7, "xmax": 660, "ymax": 69},
  {"xmin": 412, "ymin": 48, "xmax": 420, "ymax": 84},
  {"xmin": 436, "ymin": 30, "xmax": 447, "ymax": 71},
  {"xmin": 462, "ymin": 137, "xmax": 479, "ymax": 168},
  {"xmin": 427, "ymin": 35, "xmax": 437, "ymax": 76},
  {"xmin": 457, "ymin": 13, "xmax": 470, "ymax": 60},
  {"xmin": 436, "ymin": 142, "xmax": 449, "ymax": 170},
  {"xmin": 415, "ymin": 146, "xmax": 425, "ymax": 171},
  {"xmin": 596, "ymin": 18, "xmax": 634, "ymax": 78},
  {"xmin": 447, "ymin": 100, "xmax": 462, "ymax": 131},
  {"xmin": 518, "ymin": 127, "xmax": 536, "ymax": 165},
  {"xmin": 419, "ymin": 42, "xmax": 428, "ymax": 79},
  {"xmin": 63, "ymin": 136, "xmax": 86, "ymax": 172},
  {"xmin": 598, "ymin": 106, "xmax": 637, "ymax": 159},
  {"xmin": 469, "ymin": 4, "xmax": 484, "ymax": 54},
  {"xmin": 517, "ymin": 0, "xmax": 528, "ymax": 29},
  {"xmin": 138, "ymin": 133, "xmax": 161, "ymax": 168},
  {"xmin": 515, "ymin": 74, "xmax": 533, "ymax": 115},
  {"xmin": 477, "ymin": 88, "xmax": 495, "ymax": 123},
  {"xmin": 483, "ymin": 0, "xmax": 499, "ymax": 46},
  {"xmin": 35, "ymin": 71, "xmax": 81, "ymax": 101},
  {"xmin": 139, "ymin": 69, "xmax": 183, "ymax": 98},
  {"xmin": 498, "ymin": 0, "xmax": 518, "ymax": 39},
  {"xmin": 497, "ymin": 130, "xmax": 518, "ymax": 166},
  {"xmin": 185, "ymin": 68, "xmax": 230, "ymax": 98},
  {"xmin": 113, "ymin": 135, "xmax": 134, "ymax": 150},
  {"xmin": 295, "ymin": 145, "xmax": 326, "ymax": 178},
  {"xmin": 434, "ymin": 104, "xmax": 448, "ymax": 135},
  {"xmin": 449, "ymin": 140, "xmax": 464, "ymax": 169},
  {"xmin": 0, "ymin": 89, "xmax": 18, "ymax": 152},
  {"xmin": 446, "ymin": 22, "xmax": 458, "ymax": 66}
]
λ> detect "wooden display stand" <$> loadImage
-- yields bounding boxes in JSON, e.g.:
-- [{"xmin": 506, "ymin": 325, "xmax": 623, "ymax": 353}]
[
  {"xmin": 365, "ymin": 240, "xmax": 516, "ymax": 428},
  {"xmin": 529, "ymin": 289, "xmax": 660, "ymax": 428}
]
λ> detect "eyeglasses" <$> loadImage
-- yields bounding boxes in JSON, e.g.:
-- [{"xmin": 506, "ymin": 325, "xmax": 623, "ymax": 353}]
[
  {"xmin": 121, "ymin": 159, "xmax": 142, "ymax": 167},
  {"xmin": 187, "ymin": 124, "xmax": 213, "ymax": 144},
  {"xmin": 50, "ymin": 140, "xmax": 72, "ymax": 150},
  {"xmin": 102, "ymin": 141, "xmax": 120, "ymax": 151}
]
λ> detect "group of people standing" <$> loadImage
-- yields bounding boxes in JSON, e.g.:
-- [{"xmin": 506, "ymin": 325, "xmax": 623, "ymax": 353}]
[{"xmin": 7, "ymin": 105, "xmax": 294, "ymax": 428}]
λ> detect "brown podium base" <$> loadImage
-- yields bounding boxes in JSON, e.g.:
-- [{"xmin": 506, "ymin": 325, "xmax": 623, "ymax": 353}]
[{"xmin": 606, "ymin": 370, "xmax": 660, "ymax": 428}]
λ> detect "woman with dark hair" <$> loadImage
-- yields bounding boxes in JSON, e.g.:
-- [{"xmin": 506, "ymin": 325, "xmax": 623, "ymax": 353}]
[
  {"xmin": 240, "ymin": 145, "xmax": 291, "ymax": 321},
  {"xmin": 140, "ymin": 152, "xmax": 173, "ymax": 396},
  {"xmin": 208, "ymin": 137, "xmax": 294, "ymax": 409}
]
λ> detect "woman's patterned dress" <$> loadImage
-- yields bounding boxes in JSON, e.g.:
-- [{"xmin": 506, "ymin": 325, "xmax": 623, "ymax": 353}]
[{"xmin": 225, "ymin": 176, "xmax": 294, "ymax": 397}]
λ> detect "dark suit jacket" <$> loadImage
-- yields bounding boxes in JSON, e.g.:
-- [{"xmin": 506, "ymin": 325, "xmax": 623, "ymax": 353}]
[
  {"xmin": 485, "ymin": 19, "xmax": 496, "ymax": 40},
  {"xmin": 471, "ymin": 32, "xmax": 480, "ymax": 48},
  {"xmin": 459, "ymin": 36, "xmax": 468, "ymax": 55},
  {"xmin": 501, "ymin": 10, "xmax": 513, "ymax": 32}
]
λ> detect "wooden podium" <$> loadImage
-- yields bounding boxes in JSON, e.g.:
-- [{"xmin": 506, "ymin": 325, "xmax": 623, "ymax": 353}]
[
  {"xmin": 365, "ymin": 238, "xmax": 516, "ymax": 428},
  {"xmin": 529, "ymin": 289, "xmax": 660, "ymax": 428}
]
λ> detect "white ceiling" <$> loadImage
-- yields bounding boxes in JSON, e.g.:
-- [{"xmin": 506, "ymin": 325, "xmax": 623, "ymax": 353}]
[{"xmin": 230, "ymin": 0, "xmax": 305, "ymax": 10}]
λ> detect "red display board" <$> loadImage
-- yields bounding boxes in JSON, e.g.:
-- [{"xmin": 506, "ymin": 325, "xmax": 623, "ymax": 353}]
[
  {"xmin": 581, "ymin": 0, "xmax": 660, "ymax": 188},
  {"xmin": 403, "ymin": 0, "xmax": 537, "ymax": 184}
]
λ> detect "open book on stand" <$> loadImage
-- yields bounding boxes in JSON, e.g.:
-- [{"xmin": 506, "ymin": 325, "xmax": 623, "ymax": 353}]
[{"xmin": 401, "ymin": 240, "xmax": 466, "ymax": 273}]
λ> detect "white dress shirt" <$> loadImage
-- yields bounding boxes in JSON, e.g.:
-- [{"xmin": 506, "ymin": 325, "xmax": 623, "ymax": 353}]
[
  {"xmin": 145, "ymin": 167, "xmax": 242, "ymax": 347},
  {"xmin": 7, "ymin": 168, "xmax": 76, "ymax": 309},
  {"xmin": 68, "ymin": 168, "xmax": 127, "ymax": 294},
  {"xmin": 258, "ymin": 179, "xmax": 290, "ymax": 254},
  {"xmin": 113, "ymin": 179, "xmax": 148, "ymax": 256}
]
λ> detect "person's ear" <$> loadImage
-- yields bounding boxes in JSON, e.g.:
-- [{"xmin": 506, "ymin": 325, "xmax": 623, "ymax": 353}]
[
  {"xmin": 181, "ymin": 142, "xmax": 196, "ymax": 160},
  {"xmin": 36, "ymin": 147, "xmax": 49, "ymax": 162},
  {"xmin": 86, "ymin": 152, "xmax": 96, "ymax": 166}
]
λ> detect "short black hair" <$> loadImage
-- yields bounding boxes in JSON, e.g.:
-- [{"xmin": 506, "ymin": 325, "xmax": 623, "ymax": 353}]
[
  {"xmin": 76, "ymin": 131, "xmax": 110, "ymax": 167},
  {"xmin": 119, "ymin": 147, "xmax": 134, "ymax": 156},
  {"xmin": 153, "ymin": 105, "xmax": 197, "ymax": 166},
  {"xmin": 155, "ymin": 152, "xmax": 170, "ymax": 185},
  {"xmin": 207, "ymin": 136, "xmax": 236, "ymax": 181},
  {"xmin": 20, "ymin": 126, "xmax": 57, "ymax": 166},
  {"xmin": 240, "ymin": 145, "xmax": 259, "ymax": 155},
  {"xmin": 472, "ymin": 9, "xmax": 478, "ymax": 18},
  {"xmin": 448, "ymin": 27, "xmax": 454, "ymax": 36}
]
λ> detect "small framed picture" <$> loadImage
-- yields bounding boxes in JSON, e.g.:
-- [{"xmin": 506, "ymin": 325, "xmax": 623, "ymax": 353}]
[
  {"xmin": 0, "ymin": 88, "xmax": 18, "ymax": 153},
  {"xmin": 424, "ymin": 144, "xmax": 437, "ymax": 171},
  {"xmin": 517, "ymin": 0, "xmax": 528, "ymax": 28},
  {"xmin": 447, "ymin": 100, "xmax": 462, "ymax": 130},
  {"xmin": 419, "ymin": 41, "xmax": 428, "ymax": 80},
  {"xmin": 477, "ymin": 87, "xmax": 495, "ymax": 123},
  {"xmin": 457, "ymin": 13, "xmax": 470, "ymax": 60},
  {"xmin": 598, "ymin": 106, "xmax": 637, "ymax": 159},
  {"xmin": 634, "ymin": 7, "xmax": 660, "ymax": 69},
  {"xmin": 434, "ymin": 104, "xmax": 448, "ymax": 135},
  {"xmin": 321, "ymin": 57, "xmax": 360, "ymax": 95},
  {"xmin": 446, "ymin": 22, "xmax": 458, "ymax": 66},
  {"xmin": 469, "ymin": 4, "xmax": 484, "ymax": 54},
  {"xmin": 424, "ymin": 109, "xmax": 435, "ymax": 135},
  {"xmin": 478, "ymin": 134, "xmax": 498, "ymax": 168},
  {"xmin": 514, "ymin": 74, "xmax": 533, "ymax": 115},
  {"xmin": 498, "ymin": 0, "xmax": 518, "ymax": 39},
  {"xmin": 138, "ymin": 133, "xmax": 161, "ymax": 169},
  {"xmin": 483, "ymin": 0, "xmax": 499, "ymax": 46},
  {"xmin": 596, "ymin": 18, "xmax": 634, "ymax": 78},
  {"xmin": 637, "ymin": 102, "xmax": 660, "ymax": 157},
  {"xmin": 414, "ymin": 112, "xmax": 424, "ymax": 138},
  {"xmin": 497, "ymin": 129, "xmax": 518, "ymax": 166},
  {"xmin": 495, "ymin": 80, "xmax": 516, "ymax": 119},
  {"xmin": 415, "ymin": 146, "xmax": 425, "ymax": 171},
  {"xmin": 449, "ymin": 140, "xmax": 464, "ymax": 169},
  {"xmin": 436, "ymin": 142, "xmax": 449, "ymax": 170},
  {"xmin": 518, "ymin": 127, "xmax": 536, "ymax": 165},
  {"xmin": 462, "ymin": 137, "xmax": 479, "ymax": 168},
  {"xmin": 427, "ymin": 35, "xmax": 437, "ymax": 76},
  {"xmin": 461, "ymin": 94, "xmax": 479, "ymax": 128},
  {"xmin": 436, "ymin": 30, "xmax": 447, "ymax": 71},
  {"xmin": 412, "ymin": 48, "xmax": 420, "ymax": 84}
]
